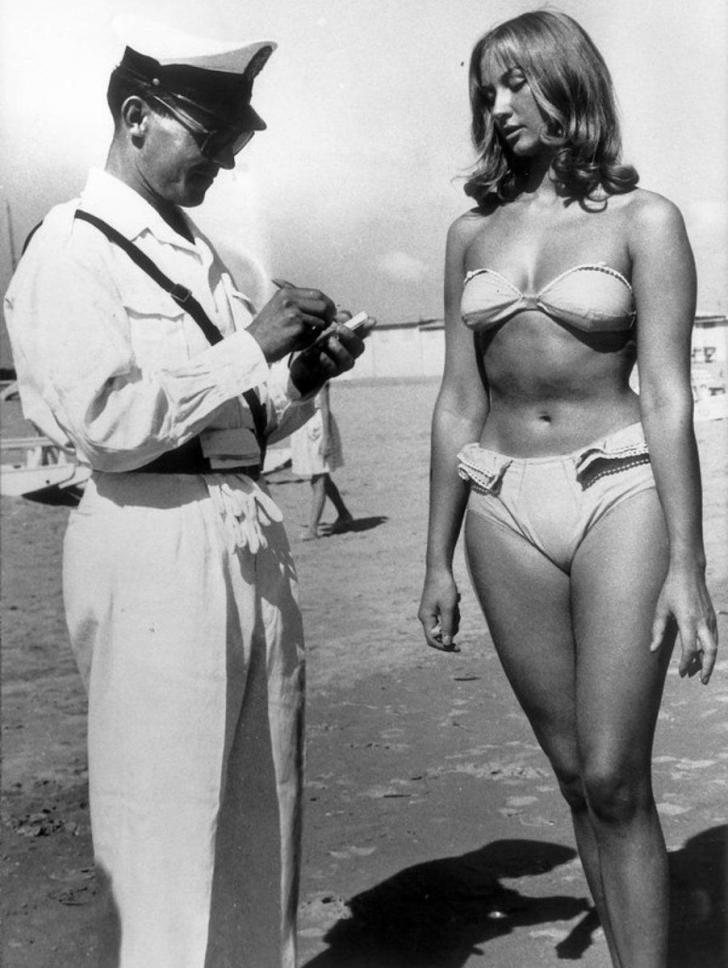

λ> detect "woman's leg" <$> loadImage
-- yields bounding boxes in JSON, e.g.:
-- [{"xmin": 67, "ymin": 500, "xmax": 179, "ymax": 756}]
[
  {"xmin": 302, "ymin": 474, "xmax": 327, "ymax": 539},
  {"xmin": 464, "ymin": 510, "xmax": 622, "ymax": 961},
  {"xmin": 571, "ymin": 489, "xmax": 674, "ymax": 968},
  {"xmin": 323, "ymin": 474, "xmax": 352, "ymax": 522}
]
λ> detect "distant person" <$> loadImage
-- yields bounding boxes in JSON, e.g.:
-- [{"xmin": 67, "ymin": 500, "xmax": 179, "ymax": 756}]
[
  {"xmin": 419, "ymin": 11, "xmax": 717, "ymax": 968},
  {"xmin": 290, "ymin": 310, "xmax": 355, "ymax": 540},
  {"xmin": 4, "ymin": 16, "xmax": 369, "ymax": 968}
]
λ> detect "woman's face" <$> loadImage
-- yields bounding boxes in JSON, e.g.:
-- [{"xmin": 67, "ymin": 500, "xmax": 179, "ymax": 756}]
[{"xmin": 479, "ymin": 57, "xmax": 548, "ymax": 158}]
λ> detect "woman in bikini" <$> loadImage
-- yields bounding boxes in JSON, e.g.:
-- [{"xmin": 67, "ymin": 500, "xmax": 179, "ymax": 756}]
[{"xmin": 418, "ymin": 11, "xmax": 718, "ymax": 967}]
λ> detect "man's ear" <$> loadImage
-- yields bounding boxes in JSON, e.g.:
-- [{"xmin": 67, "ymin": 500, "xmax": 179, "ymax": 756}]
[{"xmin": 120, "ymin": 95, "xmax": 151, "ymax": 140}]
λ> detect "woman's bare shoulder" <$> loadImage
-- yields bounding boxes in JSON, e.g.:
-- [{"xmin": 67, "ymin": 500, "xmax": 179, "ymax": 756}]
[
  {"xmin": 617, "ymin": 188, "xmax": 687, "ymax": 237},
  {"xmin": 447, "ymin": 204, "xmax": 496, "ymax": 249}
]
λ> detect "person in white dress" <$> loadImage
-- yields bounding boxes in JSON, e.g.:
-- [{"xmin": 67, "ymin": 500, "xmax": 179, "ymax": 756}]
[{"xmin": 289, "ymin": 311, "xmax": 354, "ymax": 539}]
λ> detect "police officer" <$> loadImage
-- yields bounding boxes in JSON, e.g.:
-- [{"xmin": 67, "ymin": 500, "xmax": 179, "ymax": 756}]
[{"xmin": 5, "ymin": 16, "xmax": 367, "ymax": 968}]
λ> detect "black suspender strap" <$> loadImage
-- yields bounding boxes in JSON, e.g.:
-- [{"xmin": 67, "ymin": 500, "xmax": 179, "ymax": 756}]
[
  {"xmin": 22, "ymin": 221, "xmax": 43, "ymax": 256},
  {"xmin": 76, "ymin": 211, "xmax": 223, "ymax": 344},
  {"xmin": 74, "ymin": 209, "xmax": 268, "ymax": 461}
]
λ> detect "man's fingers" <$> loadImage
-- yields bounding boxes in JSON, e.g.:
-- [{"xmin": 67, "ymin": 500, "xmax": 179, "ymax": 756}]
[
  {"xmin": 297, "ymin": 312, "xmax": 331, "ymax": 334},
  {"xmin": 319, "ymin": 335, "xmax": 360, "ymax": 370},
  {"xmin": 294, "ymin": 297, "xmax": 336, "ymax": 322},
  {"xmin": 307, "ymin": 321, "xmax": 361, "ymax": 352},
  {"xmin": 334, "ymin": 326, "xmax": 366, "ymax": 357},
  {"xmin": 273, "ymin": 284, "xmax": 336, "ymax": 323},
  {"xmin": 301, "ymin": 327, "xmax": 366, "ymax": 374}
]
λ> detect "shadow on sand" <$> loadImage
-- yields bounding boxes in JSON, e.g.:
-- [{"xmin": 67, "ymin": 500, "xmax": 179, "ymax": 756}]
[
  {"xmin": 319, "ymin": 516, "xmax": 389, "ymax": 536},
  {"xmin": 667, "ymin": 824, "xmax": 728, "ymax": 968},
  {"xmin": 301, "ymin": 839, "xmax": 592, "ymax": 968},
  {"xmin": 302, "ymin": 827, "xmax": 728, "ymax": 968}
]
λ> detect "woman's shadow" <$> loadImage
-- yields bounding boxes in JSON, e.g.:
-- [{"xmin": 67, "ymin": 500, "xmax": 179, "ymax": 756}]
[
  {"xmin": 300, "ymin": 827, "xmax": 728, "ymax": 968},
  {"xmin": 301, "ymin": 838, "xmax": 591, "ymax": 968},
  {"xmin": 666, "ymin": 824, "xmax": 728, "ymax": 968}
]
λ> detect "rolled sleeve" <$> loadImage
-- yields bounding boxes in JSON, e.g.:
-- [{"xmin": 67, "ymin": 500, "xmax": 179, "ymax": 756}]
[{"xmin": 265, "ymin": 359, "xmax": 316, "ymax": 444}]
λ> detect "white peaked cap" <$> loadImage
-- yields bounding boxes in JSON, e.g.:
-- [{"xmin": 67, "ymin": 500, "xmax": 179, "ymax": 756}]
[{"xmin": 112, "ymin": 13, "xmax": 276, "ymax": 77}]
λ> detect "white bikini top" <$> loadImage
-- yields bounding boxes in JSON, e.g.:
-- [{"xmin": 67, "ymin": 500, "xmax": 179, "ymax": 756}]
[{"xmin": 461, "ymin": 263, "xmax": 636, "ymax": 333}]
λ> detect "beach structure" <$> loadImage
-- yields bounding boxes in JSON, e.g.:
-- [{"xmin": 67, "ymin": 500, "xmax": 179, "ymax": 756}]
[
  {"xmin": 0, "ymin": 433, "xmax": 91, "ymax": 505},
  {"xmin": 339, "ymin": 315, "xmax": 728, "ymax": 422}
]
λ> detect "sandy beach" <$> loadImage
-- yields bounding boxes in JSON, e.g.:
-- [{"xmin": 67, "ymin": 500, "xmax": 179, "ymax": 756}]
[{"xmin": 1, "ymin": 378, "xmax": 727, "ymax": 968}]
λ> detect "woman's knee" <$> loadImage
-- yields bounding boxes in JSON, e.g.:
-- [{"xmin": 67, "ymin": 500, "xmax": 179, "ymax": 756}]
[
  {"xmin": 553, "ymin": 766, "xmax": 588, "ymax": 812},
  {"xmin": 582, "ymin": 762, "xmax": 653, "ymax": 824}
]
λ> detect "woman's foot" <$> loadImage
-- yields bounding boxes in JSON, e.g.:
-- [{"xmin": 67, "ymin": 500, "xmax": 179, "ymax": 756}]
[
  {"xmin": 329, "ymin": 512, "xmax": 354, "ymax": 533},
  {"xmin": 299, "ymin": 528, "xmax": 319, "ymax": 541}
]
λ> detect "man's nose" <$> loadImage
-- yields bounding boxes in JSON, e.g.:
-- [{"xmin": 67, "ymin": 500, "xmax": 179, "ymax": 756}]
[{"xmin": 212, "ymin": 145, "xmax": 236, "ymax": 170}]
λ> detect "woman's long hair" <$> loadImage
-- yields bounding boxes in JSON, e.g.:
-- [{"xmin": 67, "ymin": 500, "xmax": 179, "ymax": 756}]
[{"xmin": 464, "ymin": 10, "xmax": 639, "ymax": 205}]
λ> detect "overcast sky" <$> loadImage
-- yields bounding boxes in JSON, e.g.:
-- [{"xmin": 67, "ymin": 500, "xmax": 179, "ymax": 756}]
[{"xmin": 1, "ymin": 0, "xmax": 726, "ymax": 354}]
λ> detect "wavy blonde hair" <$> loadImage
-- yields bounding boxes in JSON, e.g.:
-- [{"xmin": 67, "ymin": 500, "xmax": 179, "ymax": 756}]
[{"xmin": 464, "ymin": 10, "xmax": 638, "ymax": 205}]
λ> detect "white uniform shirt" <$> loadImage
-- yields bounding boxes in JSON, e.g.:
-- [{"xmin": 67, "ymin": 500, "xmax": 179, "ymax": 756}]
[{"xmin": 4, "ymin": 168, "xmax": 309, "ymax": 472}]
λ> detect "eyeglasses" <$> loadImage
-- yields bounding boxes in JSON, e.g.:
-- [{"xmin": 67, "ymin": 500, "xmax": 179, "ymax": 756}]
[{"xmin": 148, "ymin": 93, "xmax": 255, "ymax": 160}]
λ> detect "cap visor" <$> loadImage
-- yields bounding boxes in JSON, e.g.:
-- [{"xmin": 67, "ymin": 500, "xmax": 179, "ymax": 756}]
[{"xmin": 240, "ymin": 103, "xmax": 267, "ymax": 131}]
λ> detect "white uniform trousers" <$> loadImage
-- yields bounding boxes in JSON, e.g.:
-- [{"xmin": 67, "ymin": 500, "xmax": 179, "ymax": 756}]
[{"xmin": 63, "ymin": 471, "xmax": 305, "ymax": 968}]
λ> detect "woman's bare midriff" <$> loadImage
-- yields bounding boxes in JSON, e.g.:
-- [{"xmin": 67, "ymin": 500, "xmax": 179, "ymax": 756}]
[{"xmin": 477, "ymin": 309, "xmax": 641, "ymax": 457}]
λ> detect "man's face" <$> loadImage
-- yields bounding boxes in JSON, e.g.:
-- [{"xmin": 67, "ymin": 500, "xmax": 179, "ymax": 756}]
[{"xmin": 139, "ymin": 107, "xmax": 230, "ymax": 208}]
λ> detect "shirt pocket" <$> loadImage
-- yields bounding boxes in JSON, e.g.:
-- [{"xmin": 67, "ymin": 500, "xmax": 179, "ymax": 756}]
[{"xmin": 122, "ymin": 289, "xmax": 189, "ymax": 371}]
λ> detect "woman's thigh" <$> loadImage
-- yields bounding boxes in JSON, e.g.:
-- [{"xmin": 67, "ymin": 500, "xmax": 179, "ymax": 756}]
[
  {"xmin": 464, "ymin": 509, "xmax": 579, "ymax": 770},
  {"xmin": 571, "ymin": 489, "xmax": 674, "ymax": 773}
]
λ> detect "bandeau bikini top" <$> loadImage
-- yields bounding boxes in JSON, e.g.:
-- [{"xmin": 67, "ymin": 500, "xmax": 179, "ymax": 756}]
[{"xmin": 461, "ymin": 263, "xmax": 636, "ymax": 333}]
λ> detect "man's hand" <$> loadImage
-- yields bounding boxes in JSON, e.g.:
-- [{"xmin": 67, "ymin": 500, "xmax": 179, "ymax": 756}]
[
  {"xmin": 247, "ymin": 282, "xmax": 336, "ymax": 362},
  {"xmin": 289, "ymin": 323, "xmax": 369, "ymax": 397}
]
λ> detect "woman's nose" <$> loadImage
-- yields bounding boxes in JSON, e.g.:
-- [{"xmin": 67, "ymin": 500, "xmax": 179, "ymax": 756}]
[{"xmin": 492, "ymin": 87, "xmax": 512, "ymax": 120}]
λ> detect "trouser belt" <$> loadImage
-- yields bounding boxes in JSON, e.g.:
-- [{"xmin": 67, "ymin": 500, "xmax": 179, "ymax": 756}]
[{"xmin": 130, "ymin": 436, "xmax": 261, "ymax": 479}]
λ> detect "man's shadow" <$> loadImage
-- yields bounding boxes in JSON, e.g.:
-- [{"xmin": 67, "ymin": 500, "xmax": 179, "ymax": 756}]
[
  {"xmin": 666, "ymin": 824, "xmax": 727, "ymax": 968},
  {"xmin": 302, "ymin": 839, "xmax": 592, "ymax": 968}
]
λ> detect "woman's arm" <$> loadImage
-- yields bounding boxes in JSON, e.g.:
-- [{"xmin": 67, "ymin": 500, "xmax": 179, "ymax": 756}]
[
  {"xmin": 419, "ymin": 214, "xmax": 490, "ymax": 651},
  {"xmin": 629, "ymin": 192, "xmax": 718, "ymax": 683}
]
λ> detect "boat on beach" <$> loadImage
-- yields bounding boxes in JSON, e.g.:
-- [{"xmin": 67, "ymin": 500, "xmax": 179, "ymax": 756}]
[{"xmin": 0, "ymin": 434, "xmax": 91, "ymax": 505}]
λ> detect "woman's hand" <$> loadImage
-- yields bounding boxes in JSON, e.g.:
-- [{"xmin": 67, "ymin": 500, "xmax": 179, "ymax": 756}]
[
  {"xmin": 650, "ymin": 565, "xmax": 718, "ymax": 684},
  {"xmin": 419, "ymin": 568, "xmax": 461, "ymax": 652}
]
